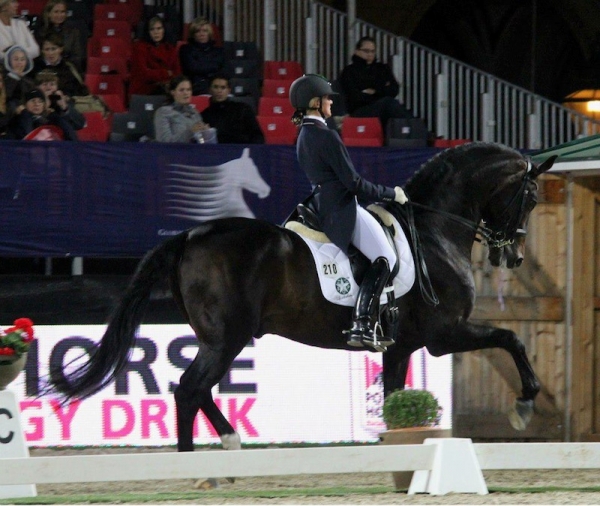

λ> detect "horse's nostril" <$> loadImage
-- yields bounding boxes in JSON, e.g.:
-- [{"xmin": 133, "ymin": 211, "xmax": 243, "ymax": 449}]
[{"xmin": 515, "ymin": 258, "xmax": 523, "ymax": 267}]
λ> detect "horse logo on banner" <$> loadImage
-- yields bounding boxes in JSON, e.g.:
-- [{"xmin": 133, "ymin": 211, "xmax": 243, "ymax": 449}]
[{"xmin": 165, "ymin": 147, "xmax": 271, "ymax": 221}]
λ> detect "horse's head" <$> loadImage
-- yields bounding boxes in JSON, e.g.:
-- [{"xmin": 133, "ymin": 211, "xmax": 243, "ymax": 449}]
[
  {"xmin": 484, "ymin": 154, "xmax": 557, "ymax": 268},
  {"xmin": 228, "ymin": 148, "xmax": 271, "ymax": 199}
]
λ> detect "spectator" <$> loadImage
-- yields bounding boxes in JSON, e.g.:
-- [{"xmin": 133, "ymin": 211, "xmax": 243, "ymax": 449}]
[
  {"xmin": 35, "ymin": 68, "xmax": 84, "ymax": 130},
  {"xmin": 154, "ymin": 74, "xmax": 216, "ymax": 143},
  {"xmin": 129, "ymin": 16, "xmax": 180, "ymax": 98},
  {"xmin": 178, "ymin": 17, "xmax": 224, "ymax": 95},
  {"xmin": 3, "ymin": 45, "xmax": 36, "ymax": 116},
  {"xmin": 0, "ymin": 0, "xmax": 39, "ymax": 61},
  {"xmin": 0, "ymin": 72, "xmax": 8, "ymax": 137},
  {"xmin": 7, "ymin": 87, "xmax": 78, "ymax": 139},
  {"xmin": 338, "ymin": 36, "xmax": 412, "ymax": 130},
  {"xmin": 33, "ymin": 32, "xmax": 87, "ymax": 97},
  {"xmin": 200, "ymin": 74, "xmax": 264, "ymax": 144},
  {"xmin": 34, "ymin": 0, "xmax": 85, "ymax": 72}
]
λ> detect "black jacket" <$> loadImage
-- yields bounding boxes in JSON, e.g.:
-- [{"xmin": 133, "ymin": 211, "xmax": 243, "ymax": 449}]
[
  {"xmin": 201, "ymin": 99, "xmax": 264, "ymax": 144},
  {"xmin": 8, "ymin": 109, "xmax": 78, "ymax": 140},
  {"xmin": 179, "ymin": 41, "xmax": 225, "ymax": 95},
  {"xmin": 296, "ymin": 117, "xmax": 395, "ymax": 253},
  {"xmin": 338, "ymin": 54, "xmax": 400, "ymax": 113}
]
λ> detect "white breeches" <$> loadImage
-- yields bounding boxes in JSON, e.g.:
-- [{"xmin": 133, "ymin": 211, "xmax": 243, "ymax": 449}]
[{"xmin": 350, "ymin": 204, "xmax": 396, "ymax": 269}]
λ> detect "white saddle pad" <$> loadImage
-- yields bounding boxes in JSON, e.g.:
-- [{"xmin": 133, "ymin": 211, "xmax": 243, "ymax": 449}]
[{"xmin": 285, "ymin": 207, "xmax": 415, "ymax": 307}]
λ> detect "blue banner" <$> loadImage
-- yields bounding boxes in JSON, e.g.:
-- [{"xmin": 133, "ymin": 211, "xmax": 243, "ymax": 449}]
[{"xmin": 0, "ymin": 141, "xmax": 435, "ymax": 257}]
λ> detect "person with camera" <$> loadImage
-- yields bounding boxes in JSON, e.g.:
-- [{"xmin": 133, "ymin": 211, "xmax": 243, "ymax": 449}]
[
  {"xmin": 35, "ymin": 68, "xmax": 84, "ymax": 130},
  {"xmin": 7, "ymin": 88, "xmax": 78, "ymax": 139}
]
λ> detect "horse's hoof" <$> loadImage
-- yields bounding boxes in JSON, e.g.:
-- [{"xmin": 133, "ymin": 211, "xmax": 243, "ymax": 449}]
[
  {"xmin": 193, "ymin": 478, "xmax": 219, "ymax": 490},
  {"xmin": 508, "ymin": 398, "xmax": 534, "ymax": 431}
]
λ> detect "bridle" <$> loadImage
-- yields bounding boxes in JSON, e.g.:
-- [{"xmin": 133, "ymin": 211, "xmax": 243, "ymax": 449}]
[{"xmin": 480, "ymin": 159, "xmax": 537, "ymax": 249}]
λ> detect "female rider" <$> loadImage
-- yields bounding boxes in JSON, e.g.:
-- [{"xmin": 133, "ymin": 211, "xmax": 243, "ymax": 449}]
[{"xmin": 289, "ymin": 74, "xmax": 407, "ymax": 350}]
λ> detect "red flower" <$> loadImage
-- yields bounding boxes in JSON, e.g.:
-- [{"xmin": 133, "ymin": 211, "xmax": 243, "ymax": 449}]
[{"xmin": 13, "ymin": 318, "xmax": 34, "ymax": 341}]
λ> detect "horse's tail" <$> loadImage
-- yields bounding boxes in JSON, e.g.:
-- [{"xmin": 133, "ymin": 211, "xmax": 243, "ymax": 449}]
[{"xmin": 50, "ymin": 231, "xmax": 190, "ymax": 401}]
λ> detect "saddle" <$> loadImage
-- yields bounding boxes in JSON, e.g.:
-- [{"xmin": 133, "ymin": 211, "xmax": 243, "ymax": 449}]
[{"xmin": 287, "ymin": 197, "xmax": 401, "ymax": 285}]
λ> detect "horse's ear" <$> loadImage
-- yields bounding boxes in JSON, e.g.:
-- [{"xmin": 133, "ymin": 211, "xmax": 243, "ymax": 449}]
[
  {"xmin": 530, "ymin": 155, "xmax": 558, "ymax": 178},
  {"xmin": 241, "ymin": 148, "xmax": 250, "ymax": 158}
]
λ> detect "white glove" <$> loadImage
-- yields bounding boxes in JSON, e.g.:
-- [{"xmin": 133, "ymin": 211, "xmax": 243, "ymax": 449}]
[{"xmin": 394, "ymin": 186, "xmax": 408, "ymax": 204}]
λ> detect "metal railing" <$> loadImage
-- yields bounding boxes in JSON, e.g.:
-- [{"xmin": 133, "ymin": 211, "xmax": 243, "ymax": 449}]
[{"xmin": 180, "ymin": 0, "xmax": 600, "ymax": 149}]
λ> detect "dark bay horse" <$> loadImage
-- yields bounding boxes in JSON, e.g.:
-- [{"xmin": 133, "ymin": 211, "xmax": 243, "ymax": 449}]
[{"xmin": 50, "ymin": 142, "xmax": 556, "ymax": 452}]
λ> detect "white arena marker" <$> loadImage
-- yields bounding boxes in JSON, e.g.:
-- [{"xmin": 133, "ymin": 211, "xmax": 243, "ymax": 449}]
[
  {"xmin": 0, "ymin": 390, "xmax": 36, "ymax": 499},
  {"xmin": 409, "ymin": 438, "xmax": 488, "ymax": 496}
]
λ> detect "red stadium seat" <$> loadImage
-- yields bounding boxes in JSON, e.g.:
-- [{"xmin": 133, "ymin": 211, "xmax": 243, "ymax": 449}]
[
  {"xmin": 92, "ymin": 20, "xmax": 133, "ymax": 40},
  {"xmin": 341, "ymin": 117, "xmax": 384, "ymax": 147},
  {"xmin": 17, "ymin": 0, "xmax": 44, "ymax": 16},
  {"xmin": 86, "ymin": 56, "xmax": 129, "ymax": 80},
  {"xmin": 84, "ymin": 74, "xmax": 126, "ymax": 109},
  {"xmin": 190, "ymin": 95, "xmax": 210, "ymax": 112},
  {"xmin": 433, "ymin": 139, "xmax": 471, "ymax": 148},
  {"xmin": 77, "ymin": 112, "xmax": 111, "ymax": 141},
  {"xmin": 257, "ymin": 116, "xmax": 298, "ymax": 145},
  {"xmin": 100, "ymin": 93, "xmax": 127, "ymax": 113},
  {"xmin": 93, "ymin": 3, "xmax": 141, "ymax": 26},
  {"xmin": 258, "ymin": 97, "xmax": 295, "ymax": 117},
  {"xmin": 87, "ymin": 37, "xmax": 132, "ymax": 60},
  {"xmin": 261, "ymin": 79, "xmax": 294, "ymax": 98},
  {"xmin": 105, "ymin": 0, "xmax": 143, "ymax": 22},
  {"xmin": 263, "ymin": 60, "xmax": 304, "ymax": 80}
]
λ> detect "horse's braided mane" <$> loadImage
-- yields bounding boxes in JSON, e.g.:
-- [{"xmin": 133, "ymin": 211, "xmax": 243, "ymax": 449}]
[{"xmin": 404, "ymin": 142, "xmax": 522, "ymax": 202}]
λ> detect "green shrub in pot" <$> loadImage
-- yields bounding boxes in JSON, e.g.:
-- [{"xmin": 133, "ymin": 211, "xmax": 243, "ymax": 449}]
[{"xmin": 382, "ymin": 388, "xmax": 442, "ymax": 429}]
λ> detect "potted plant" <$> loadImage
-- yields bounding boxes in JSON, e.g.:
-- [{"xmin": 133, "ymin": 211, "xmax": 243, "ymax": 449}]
[
  {"xmin": 379, "ymin": 388, "xmax": 451, "ymax": 490},
  {"xmin": 0, "ymin": 318, "xmax": 35, "ymax": 390}
]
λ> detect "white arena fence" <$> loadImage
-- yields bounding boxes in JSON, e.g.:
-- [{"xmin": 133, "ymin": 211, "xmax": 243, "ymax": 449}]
[{"xmin": 2, "ymin": 440, "xmax": 600, "ymax": 496}]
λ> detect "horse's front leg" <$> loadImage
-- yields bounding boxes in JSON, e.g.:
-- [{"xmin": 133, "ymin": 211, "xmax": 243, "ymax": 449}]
[{"xmin": 426, "ymin": 321, "xmax": 540, "ymax": 431}]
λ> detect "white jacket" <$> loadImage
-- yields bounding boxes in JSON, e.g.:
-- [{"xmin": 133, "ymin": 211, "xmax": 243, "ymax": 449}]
[{"xmin": 0, "ymin": 18, "xmax": 39, "ymax": 61}]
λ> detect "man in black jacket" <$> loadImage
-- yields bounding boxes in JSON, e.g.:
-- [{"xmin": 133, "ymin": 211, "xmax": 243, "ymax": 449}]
[
  {"xmin": 338, "ymin": 36, "xmax": 412, "ymax": 129},
  {"xmin": 201, "ymin": 74, "xmax": 264, "ymax": 144}
]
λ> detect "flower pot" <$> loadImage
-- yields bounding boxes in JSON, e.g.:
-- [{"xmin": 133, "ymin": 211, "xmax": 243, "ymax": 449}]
[
  {"xmin": 0, "ymin": 353, "xmax": 27, "ymax": 390},
  {"xmin": 379, "ymin": 427, "xmax": 451, "ymax": 490}
]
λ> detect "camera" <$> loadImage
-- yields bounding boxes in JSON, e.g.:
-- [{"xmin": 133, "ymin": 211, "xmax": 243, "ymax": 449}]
[{"xmin": 48, "ymin": 94, "xmax": 61, "ymax": 107}]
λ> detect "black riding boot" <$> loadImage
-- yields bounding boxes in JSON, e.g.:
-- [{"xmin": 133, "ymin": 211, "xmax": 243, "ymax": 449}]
[{"xmin": 345, "ymin": 257, "xmax": 391, "ymax": 349}]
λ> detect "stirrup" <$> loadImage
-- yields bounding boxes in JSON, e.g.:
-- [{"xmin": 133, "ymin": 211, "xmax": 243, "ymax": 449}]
[
  {"xmin": 343, "ymin": 319, "xmax": 372, "ymax": 348},
  {"xmin": 361, "ymin": 322, "xmax": 395, "ymax": 352}
]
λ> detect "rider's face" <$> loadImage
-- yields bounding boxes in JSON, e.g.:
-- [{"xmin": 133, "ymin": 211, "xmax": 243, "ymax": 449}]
[{"xmin": 320, "ymin": 95, "xmax": 333, "ymax": 119}]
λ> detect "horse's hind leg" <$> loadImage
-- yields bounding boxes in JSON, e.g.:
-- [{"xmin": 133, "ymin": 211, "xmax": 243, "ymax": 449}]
[
  {"xmin": 426, "ymin": 321, "xmax": 540, "ymax": 430},
  {"xmin": 175, "ymin": 340, "xmax": 247, "ymax": 453}
]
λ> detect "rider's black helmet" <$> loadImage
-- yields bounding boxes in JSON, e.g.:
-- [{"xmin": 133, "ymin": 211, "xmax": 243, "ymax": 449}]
[{"xmin": 289, "ymin": 74, "xmax": 337, "ymax": 109}]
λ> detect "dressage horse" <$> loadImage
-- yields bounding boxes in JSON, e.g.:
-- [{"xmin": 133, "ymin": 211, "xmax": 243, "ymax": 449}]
[{"xmin": 50, "ymin": 142, "xmax": 556, "ymax": 452}]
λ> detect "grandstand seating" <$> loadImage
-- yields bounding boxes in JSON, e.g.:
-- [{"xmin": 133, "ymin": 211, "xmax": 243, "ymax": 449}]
[
  {"xmin": 341, "ymin": 117, "xmax": 384, "ymax": 147},
  {"xmin": 77, "ymin": 112, "xmax": 111, "ymax": 142},
  {"xmin": 229, "ymin": 78, "xmax": 260, "ymax": 101},
  {"xmin": 263, "ymin": 60, "xmax": 303, "ymax": 80},
  {"xmin": 224, "ymin": 59, "xmax": 261, "ymax": 79},
  {"xmin": 85, "ymin": 74, "xmax": 127, "ymax": 109},
  {"xmin": 109, "ymin": 111, "xmax": 152, "ymax": 141},
  {"xmin": 93, "ymin": 3, "xmax": 142, "ymax": 27},
  {"xmin": 258, "ymin": 97, "xmax": 294, "ymax": 117},
  {"xmin": 17, "ymin": 0, "xmax": 44, "ymax": 16},
  {"xmin": 190, "ymin": 95, "xmax": 210, "ymax": 112},
  {"xmin": 261, "ymin": 79, "xmax": 294, "ymax": 98},
  {"xmin": 257, "ymin": 116, "xmax": 298, "ymax": 144},
  {"xmin": 87, "ymin": 37, "xmax": 132, "ymax": 60},
  {"xmin": 100, "ymin": 93, "xmax": 127, "ymax": 114},
  {"xmin": 93, "ymin": 19, "xmax": 133, "ymax": 40},
  {"xmin": 86, "ymin": 56, "xmax": 129, "ymax": 80},
  {"xmin": 223, "ymin": 41, "xmax": 260, "ymax": 61}
]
